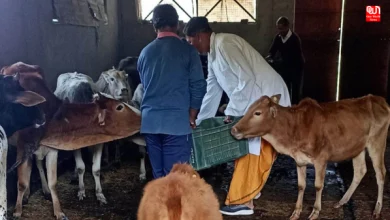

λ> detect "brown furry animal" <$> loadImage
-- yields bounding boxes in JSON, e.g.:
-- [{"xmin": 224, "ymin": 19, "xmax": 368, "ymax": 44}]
[{"xmin": 137, "ymin": 163, "xmax": 223, "ymax": 220}]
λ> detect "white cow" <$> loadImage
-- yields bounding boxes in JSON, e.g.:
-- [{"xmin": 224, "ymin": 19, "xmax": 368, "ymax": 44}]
[
  {"xmin": 94, "ymin": 69, "xmax": 146, "ymax": 181},
  {"xmin": 95, "ymin": 68, "xmax": 131, "ymax": 168}
]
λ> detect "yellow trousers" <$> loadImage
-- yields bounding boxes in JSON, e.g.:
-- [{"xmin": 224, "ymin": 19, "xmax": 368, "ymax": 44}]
[{"xmin": 225, "ymin": 139, "xmax": 277, "ymax": 205}]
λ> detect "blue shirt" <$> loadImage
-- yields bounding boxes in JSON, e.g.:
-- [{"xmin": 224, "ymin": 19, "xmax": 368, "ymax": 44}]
[{"xmin": 137, "ymin": 36, "xmax": 206, "ymax": 135}]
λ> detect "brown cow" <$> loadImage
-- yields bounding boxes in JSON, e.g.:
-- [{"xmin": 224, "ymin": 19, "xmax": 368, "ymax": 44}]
[
  {"xmin": 137, "ymin": 163, "xmax": 223, "ymax": 220},
  {"xmin": 231, "ymin": 94, "xmax": 388, "ymax": 220},
  {"xmin": 3, "ymin": 62, "xmax": 141, "ymax": 220}
]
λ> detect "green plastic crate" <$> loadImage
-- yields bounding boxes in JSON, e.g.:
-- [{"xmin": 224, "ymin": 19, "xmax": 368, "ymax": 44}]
[{"xmin": 190, "ymin": 116, "xmax": 249, "ymax": 171}]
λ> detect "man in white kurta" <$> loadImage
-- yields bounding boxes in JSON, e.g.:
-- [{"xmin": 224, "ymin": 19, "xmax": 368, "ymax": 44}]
[{"xmin": 184, "ymin": 17, "xmax": 291, "ymax": 216}]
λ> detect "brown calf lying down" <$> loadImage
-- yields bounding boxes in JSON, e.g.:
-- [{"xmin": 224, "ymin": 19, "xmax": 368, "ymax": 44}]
[
  {"xmin": 231, "ymin": 94, "xmax": 388, "ymax": 220},
  {"xmin": 138, "ymin": 163, "xmax": 223, "ymax": 220}
]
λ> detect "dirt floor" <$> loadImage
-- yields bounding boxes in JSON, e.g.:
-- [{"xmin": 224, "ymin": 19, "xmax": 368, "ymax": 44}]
[{"xmin": 7, "ymin": 139, "xmax": 390, "ymax": 220}]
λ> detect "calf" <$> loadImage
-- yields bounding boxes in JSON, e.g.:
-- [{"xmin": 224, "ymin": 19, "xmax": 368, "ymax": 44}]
[
  {"xmin": 0, "ymin": 74, "xmax": 46, "ymax": 219},
  {"xmin": 231, "ymin": 94, "xmax": 389, "ymax": 220},
  {"xmin": 54, "ymin": 72, "xmax": 145, "ymax": 205},
  {"xmin": 137, "ymin": 163, "xmax": 222, "ymax": 220}
]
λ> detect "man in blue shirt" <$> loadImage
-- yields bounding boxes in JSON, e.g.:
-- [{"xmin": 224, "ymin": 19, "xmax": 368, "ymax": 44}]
[{"xmin": 137, "ymin": 4, "xmax": 206, "ymax": 178}]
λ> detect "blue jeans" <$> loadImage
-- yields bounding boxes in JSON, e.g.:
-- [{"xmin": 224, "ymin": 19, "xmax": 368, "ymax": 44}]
[{"xmin": 144, "ymin": 134, "xmax": 192, "ymax": 178}]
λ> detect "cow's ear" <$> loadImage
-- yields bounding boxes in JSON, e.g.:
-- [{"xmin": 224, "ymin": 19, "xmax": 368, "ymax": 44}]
[
  {"xmin": 0, "ymin": 66, "xmax": 7, "ymax": 74},
  {"xmin": 9, "ymin": 91, "xmax": 46, "ymax": 107},
  {"xmin": 270, "ymin": 106, "xmax": 278, "ymax": 118},
  {"xmin": 270, "ymin": 94, "xmax": 281, "ymax": 104}
]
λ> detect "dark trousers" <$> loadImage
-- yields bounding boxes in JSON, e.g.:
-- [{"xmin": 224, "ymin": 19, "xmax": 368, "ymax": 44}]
[
  {"xmin": 144, "ymin": 133, "xmax": 192, "ymax": 179},
  {"xmin": 281, "ymin": 68, "xmax": 304, "ymax": 105}
]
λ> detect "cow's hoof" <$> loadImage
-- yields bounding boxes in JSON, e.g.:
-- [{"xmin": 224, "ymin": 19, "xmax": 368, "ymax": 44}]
[
  {"xmin": 78, "ymin": 190, "xmax": 86, "ymax": 201},
  {"xmin": 372, "ymin": 202, "xmax": 382, "ymax": 219},
  {"xmin": 97, "ymin": 193, "xmax": 107, "ymax": 205},
  {"xmin": 55, "ymin": 212, "xmax": 68, "ymax": 220},
  {"xmin": 372, "ymin": 210, "xmax": 381, "ymax": 219},
  {"xmin": 139, "ymin": 174, "xmax": 147, "ymax": 182},
  {"xmin": 307, "ymin": 209, "xmax": 319, "ymax": 220},
  {"xmin": 13, "ymin": 212, "xmax": 21, "ymax": 219},
  {"xmin": 333, "ymin": 202, "xmax": 343, "ymax": 209},
  {"xmin": 289, "ymin": 209, "xmax": 301, "ymax": 220}
]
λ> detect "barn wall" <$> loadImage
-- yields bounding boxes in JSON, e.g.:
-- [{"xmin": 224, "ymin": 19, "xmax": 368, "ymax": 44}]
[
  {"xmin": 0, "ymin": 0, "xmax": 120, "ymax": 208},
  {"xmin": 340, "ymin": 0, "xmax": 390, "ymax": 100},
  {"xmin": 0, "ymin": 0, "xmax": 120, "ymax": 90},
  {"xmin": 118, "ymin": 0, "xmax": 295, "ymax": 59},
  {"xmin": 295, "ymin": 0, "xmax": 342, "ymax": 102}
]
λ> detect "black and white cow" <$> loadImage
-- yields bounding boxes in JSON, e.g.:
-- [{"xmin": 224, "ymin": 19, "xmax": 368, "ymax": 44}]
[{"xmin": 0, "ymin": 73, "xmax": 46, "ymax": 219}]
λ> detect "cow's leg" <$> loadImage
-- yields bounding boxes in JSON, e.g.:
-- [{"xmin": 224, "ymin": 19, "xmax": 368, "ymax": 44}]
[
  {"xmin": 22, "ymin": 185, "xmax": 30, "ymax": 204},
  {"xmin": 290, "ymin": 165, "xmax": 306, "ymax": 220},
  {"xmin": 46, "ymin": 149, "xmax": 67, "ymax": 220},
  {"xmin": 114, "ymin": 140, "xmax": 121, "ymax": 167},
  {"xmin": 308, "ymin": 162, "xmax": 326, "ymax": 220},
  {"xmin": 36, "ymin": 157, "xmax": 52, "ymax": 200},
  {"xmin": 70, "ymin": 166, "xmax": 78, "ymax": 185},
  {"xmin": 334, "ymin": 151, "xmax": 366, "ymax": 208},
  {"xmin": 139, "ymin": 145, "xmax": 147, "ymax": 181},
  {"xmin": 92, "ymin": 144, "xmax": 107, "ymax": 205},
  {"xmin": 13, "ymin": 159, "xmax": 32, "ymax": 218},
  {"xmin": 103, "ymin": 144, "xmax": 110, "ymax": 166},
  {"xmin": 74, "ymin": 149, "xmax": 86, "ymax": 200},
  {"xmin": 367, "ymin": 140, "xmax": 386, "ymax": 219}
]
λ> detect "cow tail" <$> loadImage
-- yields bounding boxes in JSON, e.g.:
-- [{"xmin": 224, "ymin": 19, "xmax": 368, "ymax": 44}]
[{"xmin": 7, "ymin": 141, "xmax": 37, "ymax": 174}]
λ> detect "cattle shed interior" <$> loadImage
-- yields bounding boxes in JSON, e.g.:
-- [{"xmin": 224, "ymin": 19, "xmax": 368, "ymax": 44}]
[{"xmin": 1, "ymin": 0, "xmax": 390, "ymax": 219}]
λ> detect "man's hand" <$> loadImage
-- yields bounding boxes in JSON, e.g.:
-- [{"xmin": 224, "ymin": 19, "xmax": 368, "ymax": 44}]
[
  {"xmin": 224, "ymin": 115, "xmax": 233, "ymax": 124},
  {"xmin": 218, "ymin": 104, "xmax": 228, "ymax": 114},
  {"xmin": 190, "ymin": 108, "xmax": 199, "ymax": 129}
]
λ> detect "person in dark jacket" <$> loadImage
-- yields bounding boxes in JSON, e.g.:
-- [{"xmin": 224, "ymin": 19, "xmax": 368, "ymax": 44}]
[{"xmin": 266, "ymin": 16, "xmax": 305, "ymax": 105}]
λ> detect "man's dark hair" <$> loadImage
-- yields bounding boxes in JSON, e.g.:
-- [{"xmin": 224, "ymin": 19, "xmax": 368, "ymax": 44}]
[
  {"xmin": 183, "ymin": 17, "xmax": 213, "ymax": 37},
  {"xmin": 276, "ymin": 16, "xmax": 290, "ymax": 26},
  {"xmin": 152, "ymin": 4, "xmax": 179, "ymax": 30}
]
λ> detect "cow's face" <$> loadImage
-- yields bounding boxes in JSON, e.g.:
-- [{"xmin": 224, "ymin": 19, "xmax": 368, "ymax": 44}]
[
  {"xmin": 0, "ymin": 73, "xmax": 46, "ymax": 136},
  {"xmin": 101, "ymin": 69, "xmax": 132, "ymax": 102},
  {"xmin": 93, "ymin": 92, "xmax": 141, "ymax": 136},
  {"xmin": 231, "ymin": 94, "xmax": 281, "ymax": 139},
  {"xmin": 1, "ymin": 73, "xmax": 46, "ymax": 107}
]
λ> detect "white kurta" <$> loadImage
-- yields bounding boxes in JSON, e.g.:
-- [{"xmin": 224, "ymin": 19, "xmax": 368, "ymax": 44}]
[{"xmin": 196, "ymin": 32, "xmax": 291, "ymax": 155}]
